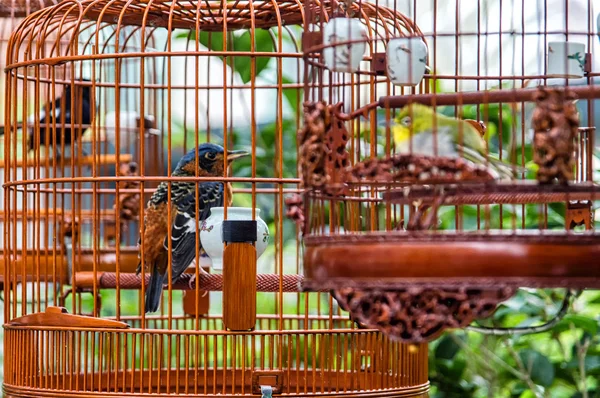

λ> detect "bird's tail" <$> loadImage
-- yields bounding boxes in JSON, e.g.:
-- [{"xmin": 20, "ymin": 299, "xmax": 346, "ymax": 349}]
[
  {"xmin": 144, "ymin": 252, "xmax": 168, "ymax": 313},
  {"xmin": 458, "ymin": 145, "xmax": 527, "ymax": 180}
]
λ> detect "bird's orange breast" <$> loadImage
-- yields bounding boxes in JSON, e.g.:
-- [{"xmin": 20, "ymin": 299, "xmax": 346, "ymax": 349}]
[{"xmin": 142, "ymin": 202, "xmax": 173, "ymax": 270}]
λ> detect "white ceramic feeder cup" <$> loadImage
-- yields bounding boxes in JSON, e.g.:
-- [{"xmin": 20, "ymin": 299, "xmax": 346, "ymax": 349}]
[
  {"xmin": 547, "ymin": 41, "xmax": 586, "ymax": 78},
  {"xmin": 322, "ymin": 17, "xmax": 367, "ymax": 73},
  {"xmin": 199, "ymin": 207, "xmax": 269, "ymax": 271},
  {"xmin": 386, "ymin": 37, "xmax": 428, "ymax": 86}
]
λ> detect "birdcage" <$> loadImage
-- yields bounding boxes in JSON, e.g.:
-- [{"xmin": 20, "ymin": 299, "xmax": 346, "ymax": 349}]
[
  {"xmin": 2, "ymin": 0, "xmax": 430, "ymax": 397},
  {"xmin": 298, "ymin": 0, "xmax": 600, "ymax": 343}
]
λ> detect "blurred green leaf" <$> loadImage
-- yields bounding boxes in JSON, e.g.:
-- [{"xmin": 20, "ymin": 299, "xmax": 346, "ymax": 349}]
[
  {"xmin": 519, "ymin": 390, "xmax": 537, "ymax": 398},
  {"xmin": 435, "ymin": 358, "xmax": 467, "ymax": 380},
  {"xmin": 198, "ymin": 30, "xmax": 274, "ymax": 83},
  {"xmin": 565, "ymin": 356, "xmax": 600, "ymax": 374},
  {"xmin": 572, "ymin": 392, "xmax": 599, "ymax": 398},
  {"xmin": 553, "ymin": 315, "xmax": 599, "ymax": 336},
  {"xmin": 519, "ymin": 349, "xmax": 555, "ymax": 387},
  {"xmin": 587, "ymin": 294, "xmax": 600, "ymax": 304},
  {"xmin": 435, "ymin": 334, "xmax": 463, "ymax": 360},
  {"xmin": 510, "ymin": 382, "xmax": 528, "ymax": 397},
  {"xmin": 554, "ymin": 362, "xmax": 578, "ymax": 386}
]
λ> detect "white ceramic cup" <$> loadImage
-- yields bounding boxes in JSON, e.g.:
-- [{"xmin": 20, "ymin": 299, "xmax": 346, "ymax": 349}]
[
  {"xmin": 322, "ymin": 17, "xmax": 367, "ymax": 73},
  {"xmin": 547, "ymin": 41, "xmax": 586, "ymax": 78},
  {"xmin": 199, "ymin": 207, "xmax": 269, "ymax": 270},
  {"xmin": 386, "ymin": 37, "xmax": 428, "ymax": 86}
]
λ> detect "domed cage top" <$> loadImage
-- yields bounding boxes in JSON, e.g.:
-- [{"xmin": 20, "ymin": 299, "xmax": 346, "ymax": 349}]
[
  {"xmin": 2, "ymin": 0, "xmax": 430, "ymax": 397},
  {"xmin": 297, "ymin": 0, "xmax": 600, "ymax": 342}
]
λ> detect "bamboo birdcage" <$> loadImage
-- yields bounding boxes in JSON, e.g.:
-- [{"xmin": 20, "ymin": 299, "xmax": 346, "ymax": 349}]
[
  {"xmin": 299, "ymin": 0, "xmax": 600, "ymax": 343},
  {"xmin": 2, "ymin": 0, "xmax": 430, "ymax": 397}
]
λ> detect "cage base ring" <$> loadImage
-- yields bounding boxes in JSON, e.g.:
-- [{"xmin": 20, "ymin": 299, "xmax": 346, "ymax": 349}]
[
  {"xmin": 2, "ymin": 384, "xmax": 431, "ymax": 398},
  {"xmin": 3, "ymin": 315, "xmax": 430, "ymax": 397}
]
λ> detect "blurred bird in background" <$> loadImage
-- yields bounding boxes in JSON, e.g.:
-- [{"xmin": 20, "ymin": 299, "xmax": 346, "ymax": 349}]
[
  {"xmin": 0, "ymin": 78, "xmax": 94, "ymax": 160},
  {"xmin": 391, "ymin": 103, "xmax": 520, "ymax": 179},
  {"xmin": 137, "ymin": 143, "xmax": 249, "ymax": 313}
]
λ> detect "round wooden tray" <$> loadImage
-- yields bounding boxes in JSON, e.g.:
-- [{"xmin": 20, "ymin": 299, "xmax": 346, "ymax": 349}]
[{"xmin": 302, "ymin": 230, "xmax": 600, "ymax": 290}]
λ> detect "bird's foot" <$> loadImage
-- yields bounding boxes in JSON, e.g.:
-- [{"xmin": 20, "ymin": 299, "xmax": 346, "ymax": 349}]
[
  {"xmin": 187, "ymin": 273, "xmax": 209, "ymax": 297},
  {"xmin": 188, "ymin": 260, "xmax": 210, "ymax": 296},
  {"xmin": 188, "ymin": 273, "xmax": 196, "ymax": 290},
  {"xmin": 408, "ymin": 192, "xmax": 445, "ymax": 231}
]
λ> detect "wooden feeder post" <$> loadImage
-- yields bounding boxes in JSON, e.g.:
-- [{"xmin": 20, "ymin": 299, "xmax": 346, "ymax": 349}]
[
  {"xmin": 182, "ymin": 266, "xmax": 210, "ymax": 316},
  {"xmin": 222, "ymin": 220, "xmax": 258, "ymax": 331}
]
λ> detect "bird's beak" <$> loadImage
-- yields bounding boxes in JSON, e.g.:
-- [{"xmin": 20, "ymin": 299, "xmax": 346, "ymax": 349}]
[{"xmin": 226, "ymin": 149, "xmax": 250, "ymax": 161}]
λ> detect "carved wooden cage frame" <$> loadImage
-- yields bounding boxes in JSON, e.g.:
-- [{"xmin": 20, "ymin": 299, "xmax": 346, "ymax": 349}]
[
  {"xmin": 1, "ymin": 0, "xmax": 431, "ymax": 397},
  {"xmin": 298, "ymin": 0, "xmax": 600, "ymax": 342}
]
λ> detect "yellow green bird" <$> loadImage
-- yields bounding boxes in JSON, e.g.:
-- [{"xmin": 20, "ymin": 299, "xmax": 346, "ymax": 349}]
[{"xmin": 391, "ymin": 103, "xmax": 517, "ymax": 179}]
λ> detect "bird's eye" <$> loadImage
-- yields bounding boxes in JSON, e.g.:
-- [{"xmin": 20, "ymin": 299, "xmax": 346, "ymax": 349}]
[
  {"xmin": 401, "ymin": 116, "xmax": 411, "ymax": 127},
  {"xmin": 205, "ymin": 152, "xmax": 217, "ymax": 160}
]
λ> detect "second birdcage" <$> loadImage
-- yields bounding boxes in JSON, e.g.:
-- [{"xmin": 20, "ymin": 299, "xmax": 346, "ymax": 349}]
[{"xmin": 298, "ymin": 0, "xmax": 600, "ymax": 343}]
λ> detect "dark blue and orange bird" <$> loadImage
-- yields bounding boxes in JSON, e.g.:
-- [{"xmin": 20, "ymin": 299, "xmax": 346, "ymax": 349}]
[{"xmin": 137, "ymin": 143, "xmax": 249, "ymax": 313}]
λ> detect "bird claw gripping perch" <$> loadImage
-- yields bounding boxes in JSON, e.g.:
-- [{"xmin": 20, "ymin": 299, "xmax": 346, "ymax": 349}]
[
  {"xmin": 531, "ymin": 86, "xmax": 580, "ymax": 184},
  {"xmin": 187, "ymin": 272, "xmax": 209, "ymax": 297},
  {"xmin": 406, "ymin": 189, "xmax": 446, "ymax": 231}
]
